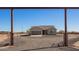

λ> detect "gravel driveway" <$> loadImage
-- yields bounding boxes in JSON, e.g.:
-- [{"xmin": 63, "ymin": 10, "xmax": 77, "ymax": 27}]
[{"xmin": 0, "ymin": 34, "xmax": 79, "ymax": 51}]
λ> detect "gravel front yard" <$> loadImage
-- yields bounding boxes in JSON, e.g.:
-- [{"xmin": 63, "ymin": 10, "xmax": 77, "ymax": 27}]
[{"xmin": 0, "ymin": 34, "xmax": 79, "ymax": 51}]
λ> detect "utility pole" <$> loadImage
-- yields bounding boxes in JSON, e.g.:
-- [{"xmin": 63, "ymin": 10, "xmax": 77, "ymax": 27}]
[
  {"xmin": 10, "ymin": 8, "xmax": 14, "ymax": 46},
  {"xmin": 64, "ymin": 8, "xmax": 68, "ymax": 46}
]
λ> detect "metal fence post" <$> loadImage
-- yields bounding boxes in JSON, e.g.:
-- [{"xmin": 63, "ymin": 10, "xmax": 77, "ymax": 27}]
[
  {"xmin": 64, "ymin": 8, "xmax": 68, "ymax": 46},
  {"xmin": 10, "ymin": 8, "xmax": 14, "ymax": 46}
]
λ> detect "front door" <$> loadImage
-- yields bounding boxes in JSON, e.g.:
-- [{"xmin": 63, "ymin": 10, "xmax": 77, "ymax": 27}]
[{"xmin": 42, "ymin": 30, "xmax": 47, "ymax": 35}]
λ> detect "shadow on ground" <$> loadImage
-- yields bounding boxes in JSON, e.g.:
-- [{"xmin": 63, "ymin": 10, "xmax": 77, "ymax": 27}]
[{"xmin": 21, "ymin": 46, "xmax": 79, "ymax": 51}]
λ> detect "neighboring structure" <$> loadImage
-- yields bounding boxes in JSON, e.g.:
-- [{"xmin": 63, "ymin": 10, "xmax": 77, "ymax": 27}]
[
  {"xmin": 29, "ymin": 25, "xmax": 57, "ymax": 35},
  {"xmin": 0, "ymin": 31, "xmax": 10, "ymax": 34}
]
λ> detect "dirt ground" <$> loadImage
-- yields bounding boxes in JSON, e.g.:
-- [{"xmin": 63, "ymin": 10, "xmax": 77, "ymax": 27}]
[
  {"xmin": 0, "ymin": 34, "xmax": 79, "ymax": 51},
  {"xmin": 0, "ymin": 34, "xmax": 10, "ymax": 42}
]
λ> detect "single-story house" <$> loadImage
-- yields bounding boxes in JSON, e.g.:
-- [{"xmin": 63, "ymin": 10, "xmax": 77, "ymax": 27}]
[{"xmin": 29, "ymin": 25, "xmax": 57, "ymax": 35}]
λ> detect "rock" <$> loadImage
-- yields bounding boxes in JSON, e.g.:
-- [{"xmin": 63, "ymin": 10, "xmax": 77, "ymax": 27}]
[
  {"xmin": 72, "ymin": 41, "xmax": 79, "ymax": 49},
  {"xmin": 51, "ymin": 43, "xmax": 58, "ymax": 47},
  {"xmin": 58, "ymin": 42, "xmax": 64, "ymax": 47},
  {"xmin": 0, "ymin": 43, "xmax": 9, "ymax": 47},
  {"xmin": 3, "ymin": 43, "xmax": 9, "ymax": 46}
]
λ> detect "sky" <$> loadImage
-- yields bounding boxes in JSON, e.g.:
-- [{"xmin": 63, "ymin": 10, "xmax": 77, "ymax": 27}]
[{"xmin": 0, "ymin": 9, "xmax": 79, "ymax": 32}]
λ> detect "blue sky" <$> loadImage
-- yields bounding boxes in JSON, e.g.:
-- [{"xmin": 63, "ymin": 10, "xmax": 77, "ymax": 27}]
[{"xmin": 0, "ymin": 9, "xmax": 79, "ymax": 32}]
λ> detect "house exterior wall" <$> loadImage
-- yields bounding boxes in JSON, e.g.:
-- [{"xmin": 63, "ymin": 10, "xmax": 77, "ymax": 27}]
[
  {"xmin": 31, "ymin": 30, "xmax": 42, "ymax": 35},
  {"xmin": 30, "ymin": 29, "xmax": 56, "ymax": 35},
  {"xmin": 29, "ymin": 26, "xmax": 57, "ymax": 35},
  {"xmin": 47, "ymin": 29, "xmax": 56, "ymax": 35}
]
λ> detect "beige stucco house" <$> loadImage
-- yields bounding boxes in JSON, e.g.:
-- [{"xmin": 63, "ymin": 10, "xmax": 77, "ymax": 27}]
[{"xmin": 29, "ymin": 25, "xmax": 57, "ymax": 35}]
